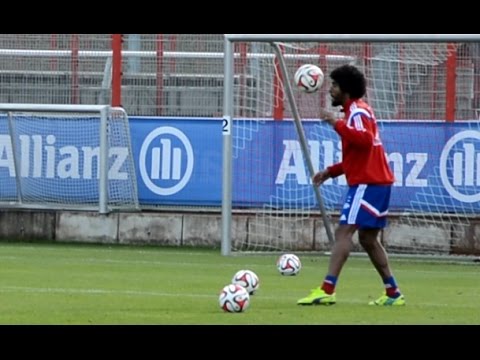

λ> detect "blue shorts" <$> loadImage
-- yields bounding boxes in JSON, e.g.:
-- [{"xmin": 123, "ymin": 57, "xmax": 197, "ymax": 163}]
[{"xmin": 339, "ymin": 184, "xmax": 391, "ymax": 229}]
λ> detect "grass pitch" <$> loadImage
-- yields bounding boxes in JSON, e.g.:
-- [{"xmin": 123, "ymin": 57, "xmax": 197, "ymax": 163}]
[{"xmin": 0, "ymin": 242, "xmax": 478, "ymax": 324}]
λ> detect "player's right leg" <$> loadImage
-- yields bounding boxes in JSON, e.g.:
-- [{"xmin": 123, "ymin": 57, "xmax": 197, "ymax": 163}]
[
  {"xmin": 297, "ymin": 224, "xmax": 357, "ymax": 306},
  {"xmin": 356, "ymin": 184, "xmax": 405, "ymax": 306}
]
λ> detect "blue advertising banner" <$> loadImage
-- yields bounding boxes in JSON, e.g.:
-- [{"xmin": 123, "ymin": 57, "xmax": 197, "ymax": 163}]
[
  {"xmin": 130, "ymin": 118, "xmax": 480, "ymax": 212},
  {"xmin": 1, "ymin": 116, "xmax": 480, "ymax": 212}
]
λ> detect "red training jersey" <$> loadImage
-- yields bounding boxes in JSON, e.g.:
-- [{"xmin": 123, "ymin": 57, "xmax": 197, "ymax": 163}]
[{"xmin": 327, "ymin": 99, "xmax": 394, "ymax": 186}]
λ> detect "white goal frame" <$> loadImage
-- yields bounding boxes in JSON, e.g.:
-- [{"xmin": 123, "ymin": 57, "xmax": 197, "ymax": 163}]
[
  {"xmin": 221, "ymin": 34, "xmax": 480, "ymax": 256},
  {"xmin": 0, "ymin": 103, "xmax": 139, "ymax": 214}
]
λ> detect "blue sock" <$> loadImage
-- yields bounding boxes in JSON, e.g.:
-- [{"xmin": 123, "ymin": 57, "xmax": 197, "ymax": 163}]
[
  {"xmin": 325, "ymin": 275, "xmax": 337, "ymax": 286},
  {"xmin": 383, "ymin": 276, "xmax": 400, "ymax": 298}
]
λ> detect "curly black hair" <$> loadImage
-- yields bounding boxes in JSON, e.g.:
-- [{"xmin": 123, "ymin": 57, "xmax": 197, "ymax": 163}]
[{"xmin": 330, "ymin": 64, "xmax": 366, "ymax": 99}]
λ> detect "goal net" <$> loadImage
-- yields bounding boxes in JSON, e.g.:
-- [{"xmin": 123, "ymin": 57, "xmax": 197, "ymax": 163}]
[
  {"xmin": 222, "ymin": 34, "xmax": 480, "ymax": 258},
  {"xmin": 0, "ymin": 104, "xmax": 139, "ymax": 213}
]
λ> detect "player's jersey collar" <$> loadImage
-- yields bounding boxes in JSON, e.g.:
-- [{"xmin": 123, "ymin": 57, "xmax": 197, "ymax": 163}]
[{"xmin": 342, "ymin": 98, "xmax": 359, "ymax": 114}]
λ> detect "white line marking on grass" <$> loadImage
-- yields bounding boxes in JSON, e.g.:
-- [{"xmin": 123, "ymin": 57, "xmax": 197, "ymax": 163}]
[
  {"xmin": 0, "ymin": 285, "xmax": 216, "ymax": 298},
  {"xmin": 0, "ymin": 255, "xmax": 270, "ymax": 269},
  {"xmin": 0, "ymin": 285, "xmax": 479, "ymax": 309},
  {"xmin": 0, "ymin": 244, "xmax": 218, "ymax": 257},
  {"xmin": 0, "ymin": 254, "xmax": 478, "ymax": 276}
]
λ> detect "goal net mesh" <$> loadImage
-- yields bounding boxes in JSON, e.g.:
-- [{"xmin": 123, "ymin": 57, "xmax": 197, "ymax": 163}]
[
  {"xmin": 0, "ymin": 106, "xmax": 139, "ymax": 211},
  {"xmin": 228, "ymin": 40, "xmax": 480, "ymax": 257}
]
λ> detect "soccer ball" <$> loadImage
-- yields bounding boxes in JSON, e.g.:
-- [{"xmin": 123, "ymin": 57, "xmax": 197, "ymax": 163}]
[
  {"xmin": 277, "ymin": 253, "xmax": 302, "ymax": 276},
  {"xmin": 218, "ymin": 284, "xmax": 250, "ymax": 313},
  {"xmin": 294, "ymin": 64, "xmax": 324, "ymax": 93},
  {"xmin": 231, "ymin": 269, "xmax": 260, "ymax": 295}
]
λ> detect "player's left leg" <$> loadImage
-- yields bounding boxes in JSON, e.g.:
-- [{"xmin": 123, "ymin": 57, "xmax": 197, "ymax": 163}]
[
  {"xmin": 355, "ymin": 184, "xmax": 405, "ymax": 306},
  {"xmin": 359, "ymin": 230, "xmax": 405, "ymax": 306},
  {"xmin": 358, "ymin": 228, "xmax": 391, "ymax": 280}
]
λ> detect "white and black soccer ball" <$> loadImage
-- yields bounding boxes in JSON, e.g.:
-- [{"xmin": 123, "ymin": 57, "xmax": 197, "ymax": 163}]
[
  {"xmin": 277, "ymin": 253, "xmax": 302, "ymax": 276},
  {"xmin": 231, "ymin": 269, "xmax": 260, "ymax": 295},
  {"xmin": 218, "ymin": 284, "xmax": 250, "ymax": 313},
  {"xmin": 294, "ymin": 64, "xmax": 324, "ymax": 93}
]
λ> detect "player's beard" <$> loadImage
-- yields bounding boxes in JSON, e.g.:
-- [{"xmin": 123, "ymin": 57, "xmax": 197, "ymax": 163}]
[{"xmin": 331, "ymin": 96, "xmax": 341, "ymax": 107}]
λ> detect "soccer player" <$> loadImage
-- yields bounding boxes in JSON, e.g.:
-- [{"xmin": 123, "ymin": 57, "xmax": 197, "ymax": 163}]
[{"xmin": 297, "ymin": 64, "xmax": 405, "ymax": 306}]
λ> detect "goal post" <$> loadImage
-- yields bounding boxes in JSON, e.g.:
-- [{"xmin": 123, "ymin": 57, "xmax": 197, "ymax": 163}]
[
  {"xmin": 0, "ymin": 103, "xmax": 139, "ymax": 213},
  {"xmin": 222, "ymin": 34, "xmax": 480, "ymax": 258},
  {"xmin": 269, "ymin": 42, "xmax": 334, "ymax": 246}
]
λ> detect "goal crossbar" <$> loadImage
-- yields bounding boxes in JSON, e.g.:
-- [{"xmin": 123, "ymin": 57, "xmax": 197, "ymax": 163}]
[
  {"xmin": 225, "ymin": 34, "xmax": 480, "ymax": 43},
  {"xmin": 0, "ymin": 104, "xmax": 110, "ymax": 113}
]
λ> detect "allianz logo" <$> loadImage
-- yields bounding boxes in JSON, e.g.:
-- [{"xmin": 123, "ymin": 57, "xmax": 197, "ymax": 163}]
[
  {"xmin": 440, "ymin": 130, "xmax": 480, "ymax": 203},
  {"xmin": 139, "ymin": 127, "xmax": 194, "ymax": 196},
  {"xmin": 275, "ymin": 131, "xmax": 480, "ymax": 203},
  {"xmin": 0, "ymin": 134, "xmax": 129, "ymax": 180}
]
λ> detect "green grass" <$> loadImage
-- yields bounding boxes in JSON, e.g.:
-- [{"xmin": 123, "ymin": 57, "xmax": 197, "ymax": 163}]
[{"xmin": 0, "ymin": 242, "xmax": 479, "ymax": 324}]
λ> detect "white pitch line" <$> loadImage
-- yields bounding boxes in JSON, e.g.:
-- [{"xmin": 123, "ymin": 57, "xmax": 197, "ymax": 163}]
[
  {"xmin": 0, "ymin": 254, "xmax": 477, "ymax": 277},
  {"xmin": 0, "ymin": 255, "xmax": 271, "ymax": 269},
  {"xmin": 0, "ymin": 244, "xmax": 216, "ymax": 257},
  {"xmin": 0, "ymin": 285, "xmax": 479, "ymax": 309},
  {"xmin": 0, "ymin": 285, "xmax": 216, "ymax": 298}
]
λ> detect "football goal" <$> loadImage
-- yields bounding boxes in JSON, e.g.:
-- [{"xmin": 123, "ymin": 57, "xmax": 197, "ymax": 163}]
[
  {"xmin": 222, "ymin": 34, "xmax": 480, "ymax": 258},
  {"xmin": 0, "ymin": 104, "xmax": 139, "ymax": 213}
]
